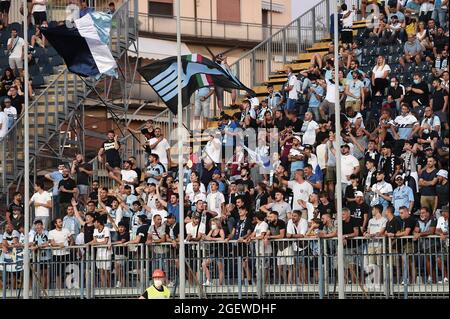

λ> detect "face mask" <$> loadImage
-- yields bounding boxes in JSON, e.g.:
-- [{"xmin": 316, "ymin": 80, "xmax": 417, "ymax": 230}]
[
  {"xmin": 211, "ymin": 224, "xmax": 217, "ymax": 230},
  {"xmin": 154, "ymin": 279, "xmax": 163, "ymax": 288},
  {"xmin": 390, "ymin": 82, "xmax": 396, "ymax": 87},
  {"xmin": 413, "ymin": 79, "xmax": 420, "ymax": 84}
]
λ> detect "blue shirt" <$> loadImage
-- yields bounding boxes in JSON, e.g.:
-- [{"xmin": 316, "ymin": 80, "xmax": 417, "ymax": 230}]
[
  {"xmin": 167, "ymin": 203, "xmax": 180, "ymax": 222},
  {"xmin": 309, "ymin": 84, "xmax": 324, "ymax": 108},
  {"xmin": 307, "ymin": 173, "xmax": 322, "ymax": 193},
  {"xmin": 392, "ymin": 185, "xmax": 414, "ymax": 216},
  {"xmin": 63, "ymin": 215, "xmax": 81, "ymax": 238},
  {"xmin": 49, "ymin": 171, "xmax": 63, "ymax": 196}
]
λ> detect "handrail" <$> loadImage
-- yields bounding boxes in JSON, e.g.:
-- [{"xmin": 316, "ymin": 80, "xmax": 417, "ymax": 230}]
[{"xmin": 143, "ymin": 13, "xmax": 286, "ymax": 29}]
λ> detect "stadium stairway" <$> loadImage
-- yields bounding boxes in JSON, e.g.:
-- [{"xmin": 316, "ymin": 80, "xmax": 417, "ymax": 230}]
[
  {"xmin": 187, "ymin": 19, "xmax": 368, "ymax": 145},
  {"xmin": 0, "ymin": 0, "xmax": 138, "ymax": 211}
]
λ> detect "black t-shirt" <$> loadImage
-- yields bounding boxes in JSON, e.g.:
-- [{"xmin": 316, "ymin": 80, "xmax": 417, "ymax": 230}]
[
  {"xmin": 316, "ymin": 130, "xmax": 329, "ymax": 145},
  {"xmin": 420, "ymin": 168, "xmax": 438, "ymax": 196},
  {"xmin": 10, "ymin": 94, "xmax": 24, "ymax": 115},
  {"xmin": 400, "ymin": 215, "xmax": 416, "ymax": 236},
  {"xmin": 348, "ymin": 202, "xmax": 370, "ymax": 231},
  {"xmin": 436, "ymin": 183, "xmax": 449, "ymax": 209},
  {"xmin": 430, "ymin": 88, "xmax": 447, "ymax": 112},
  {"xmin": 388, "ymin": 85, "xmax": 405, "ymax": 100},
  {"xmin": 274, "ymin": 117, "xmax": 288, "ymax": 131},
  {"xmin": 434, "ymin": 35, "xmax": 449, "ymax": 53},
  {"xmin": 318, "ymin": 201, "xmax": 336, "ymax": 218},
  {"xmin": 385, "ymin": 216, "xmax": 401, "ymax": 234},
  {"xmin": 102, "ymin": 139, "xmax": 121, "ymax": 166},
  {"xmin": 58, "ymin": 178, "xmax": 77, "ymax": 203},
  {"xmin": 88, "ymin": 190, "xmax": 99, "ymax": 203},
  {"xmin": 8, "ymin": 201, "xmax": 24, "ymax": 215},
  {"xmin": 410, "ymin": 81, "xmax": 429, "ymax": 105},
  {"xmin": 200, "ymin": 166, "xmax": 216, "ymax": 188},
  {"xmin": 115, "ymin": 231, "xmax": 130, "ymax": 255},
  {"xmin": 136, "ymin": 224, "xmax": 150, "ymax": 243},
  {"xmin": 84, "ymin": 224, "xmax": 95, "ymax": 244},
  {"xmin": 75, "ymin": 162, "xmax": 92, "ymax": 186},
  {"xmin": 287, "ymin": 118, "xmax": 303, "ymax": 133},
  {"xmin": 235, "ymin": 178, "xmax": 255, "ymax": 191},
  {"xmin": 342, "ymin": 216, "xmax": 359, "ymax": 235},
  {"xmin": 379, "ymin": 155, "xmax": 401, "ymax": 183},
  {"xmin": 344, "ymin": 184, "xmax": 364, "ymax": 203}
]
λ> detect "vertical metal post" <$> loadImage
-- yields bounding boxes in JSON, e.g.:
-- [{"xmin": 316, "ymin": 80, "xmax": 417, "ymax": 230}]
[
  {"xmin": 282, "ymin": 29, "xmax": 287, "ymax": 65},
  {"xmin": 237, "ymin": 257, "xmax": 242, "ymax": 299},
  {"xmin": 333, "ymin": 0, "xmax": 345, "ymax": 299},
  {"xmin": 318, "ymin": 239, "xmax": 324, "ymax": 299},
  {"xmin": 325, "ymin": 0, "xmax": 331, "ymax": 34},
  {"xmin": 311, "ymin": 7, "xmax": 317, "ymax": 43},
  {"xmin": 2, "ymin": 264, "xmax": 7, "ymax": 299},
  {"xmin": 251, "ymin": 51, "xmax": 256, "ymax": 88},
  {"xmin": 176, "ymin": 0, "xmax": 186, "ymax": 299},
  {"xmin": 23, "ymin": 0, "xmax": 30, "ymax": 300},
  {"xmin": 266, "ymin": 40, "xmax": 272, "ymax": 84},
  {"xmin": 296, "ymin": 18, "xmax": 302, "ymax": 54},
  {"xmin": 403, "ymin": 252, "xmax": 408, "ymax": 299}
]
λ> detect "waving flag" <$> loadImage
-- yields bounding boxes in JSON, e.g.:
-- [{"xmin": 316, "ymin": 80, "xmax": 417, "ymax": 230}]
[
  {"xmin": 41, "ymin": 12, "xmax": 117, "ymax": 78},
  {"xmin": 138, "ymin": 54, "xmax": 254, "ymax": 114}
]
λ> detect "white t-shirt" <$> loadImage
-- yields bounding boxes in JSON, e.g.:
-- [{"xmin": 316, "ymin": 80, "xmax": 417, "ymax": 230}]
[
  {"xmin": 254, "ymin": 221, "xmax": 269, "ymax": 238},
  {"xmin": 7, "ymin": 37, "xmax": 25, "ymax": 59},
  {"xmin": 185, "ymin": 182, "xmax": 206, "ymax": 197},
  {"xmin": 4, "ymin": 106, "xmax": 17, "ymax": 120},
  {"xmin": 186, "ymin": 222, "xmax": 202, "ymax": 239},
  {"xmin": 206, "ymin": 191, "xmax": 225, "ymax": 217},
  {"xmin": 288, "ymin": 74, "xmax": 298, "ymax": 99},
  {"xmin": 75, "ymin": 233, "xmax": 85, "ymax": 245},
  {"xmin": 324, "ymin": 79, "xmax": 336, "ymax": 103},
  {"xmin": 204, "ymin": 138, "xmax": 222, "ymax": 164},
  {"xmin": 287, "ymin": 218, "xmax": 308, "ymax": 236},
  {"xmin": 32, "ymin": 0, "xmax": 47, "ymax": 13},
  {"xmin": 342, "ymin": 10, "xmax": 355, "ymax": 28},
  {"xmin": 121, "ymin": 169, "xmax": 137, "ymax": 184},
  {"xmin": 93, "ymin": 227, "xmax": 111, "ymax": 248},
  {"xmin": 301, "ymin": 120, "xmax": 319, "ymax": 146},
  {"xmin": 436, "ymin": 216, "xmax": 448, "ymax": 234},
  {"xmin": 288, "ymin": 180, "xmax": 313, "ymax": 211},
  {"xmin": 48, "ymin": 228, "xmax": 71, "ymax": 256},
  {"xmin": 372, "ymin": 64, "xmax": 391, "ymax": 79},
  {"xmin": 148, "ymin": 137, "xmax": 170, "ymax": 168},
  {"xmin": 367, "ymin": 216, "xmax": 388, "ymax": 235},
  {"xmin": 341, "ymin": 154, "xmax": 359, "ymax": 184},
  {"xmin": 30, "ymin": 191, "xmax": 52, "ymax": 217},
  {"xmin": 188, "ymin": 191, "xmax": 207, "ymax": 205},
  {"xmin": 316, "ymin": 143, "xmax": 327, "ymax": 170},
  {"xmin": 150, "ymin": 208, "xmax": 168, "ymax": 224},
  {"xmin": 0, "ymin": 111, "xmax": 8, "ymax": 138},
  {"xmin": 371, "ymin": 181, "xmax": 393, "ymax": 195}
]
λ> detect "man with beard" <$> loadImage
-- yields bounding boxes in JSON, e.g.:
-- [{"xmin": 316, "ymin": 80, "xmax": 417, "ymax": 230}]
[
  {"xmin": 70, "ymin": 153, "xmax": 93, "ymax": 206},
  {"xmin": 348, "ymin": 191, "xmax": 370, "ymax": 234},
  {"xmin": 98, "ymin": 130, "xmax": 121, "ymax": 172},
  {"xmin": 57, "ymin": 167, "xmax": 77, "ymax": 218},
  {"xmin": 378, "ymin": 144, "xmax": 401, "ymax": 183}
]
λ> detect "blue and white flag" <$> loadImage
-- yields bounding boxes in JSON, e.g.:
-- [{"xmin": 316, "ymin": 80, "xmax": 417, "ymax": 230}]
[{"xmin": 42, "ymin": 12, "xmax": 117, "ymax": 78}]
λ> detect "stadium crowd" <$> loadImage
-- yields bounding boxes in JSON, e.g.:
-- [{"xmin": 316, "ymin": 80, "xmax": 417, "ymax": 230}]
[{"xmin": 1, "ymin": 0, "xmax": 449, "ymax": 289}]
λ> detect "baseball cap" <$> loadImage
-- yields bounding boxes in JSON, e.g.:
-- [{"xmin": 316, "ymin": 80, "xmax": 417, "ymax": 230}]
[
  {"xmin": 3, "ymin": 98, "xmax": 11, "ymax": 103},
  {"xmin": 437, "ymin": 169, "xmax": 448, "ymax": 179},
  {"xmin": 376, "ymin": 170, "xmax": 385, "ymax": 175},
  {"xmin": 355, "ymin": 191, "xmax": 364, "ymax": 197},
  {"xmin": 212, "ymin": 168, "xmax": 221, "ymax": 175},
  {"xmin": 395, "ymin": 174, "xmax": 404, "ymax": 180},
  {"xmin": 293, "ymin": 135, "xmax": 302, "ymax": 143},
  {"xmin": 341, "ymin": 144, "xmax": 350, "ymax": 148},
  {"xmin": 424, "ymin": 146, "xmax": 433, "ymax": 151},
  {"xmin": 192, "ymin": 212, "xmax": 201, "ymax": 219}
]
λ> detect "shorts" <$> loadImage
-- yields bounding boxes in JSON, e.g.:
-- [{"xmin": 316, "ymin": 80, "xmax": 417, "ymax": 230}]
[
  {"xmin": 9, "ymin": 57, "xmax": 23, "ymax": 70},
  {"xmin": 194, "ymin": 95, "xmax": 211, "ymax": 118},
  {"xmin": 319, "ymin": 99, "xmax": 335, "ymax": 116},
  {"xmin": 345, "ymin": 100, "xmax": 362, "ymax": 112},
  {"xmin": 285, "ymin": 98, "xmax": 297, "ymax": 111},
  {"xmin": 214, "ymin": 86, "xmax": 224, "ymax": 102},
  {"xmin": 233, "ymin": 242, "xmax": 249, "ymax": 258},
  {"xmin": 33, "ymin": 11, "xmax": 47, "ymax": 26},
  {"xmin": 277, "ymin": 246, "xmax": 294, "ymax": 266},
  {"xmin": 0, "ymin": 1, "xmax": 10, "ymax": 13},
  {"xmin": 77, "ymin": 184, "xmax": 89, "ymax": 195},
  {"xmin": 96, "ymin": 249, "xmax": 112, "ymax": 270},
  {"xmin": 325, "ymin": 166, "xmax": 336, "ymax": 182},
  {"xmin": 341, "ymin": 30, "xmax": 353, "ymax": 43},
  {"xmin": 106, "ymin": 159, "xmax": 121, "ymax": 169},
  {"xmin": 344, "ymin": 247, "xmax": 357, "ymax": 265}
]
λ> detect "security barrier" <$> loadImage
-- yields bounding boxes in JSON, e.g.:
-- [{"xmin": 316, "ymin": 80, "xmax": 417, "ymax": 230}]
[{"xmin": 1, "ymin": 236, "xmax": 448, "ymax": 299}]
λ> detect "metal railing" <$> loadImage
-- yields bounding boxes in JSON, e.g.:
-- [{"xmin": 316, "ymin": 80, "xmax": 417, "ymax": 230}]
[
  {"xmin": 0, "ymin": 0, "xmax": 137, "ymax": 207},
  {"xmin": 1, "ymin": 236, "xmax": 448, "ymax": 299},
  {"xmin": 226, "ymin": 0, "xmax": 331, "ymax": 95},
  {"xmin": 138, "ymin": 13, "xmax": 284, "ymax": 43}
]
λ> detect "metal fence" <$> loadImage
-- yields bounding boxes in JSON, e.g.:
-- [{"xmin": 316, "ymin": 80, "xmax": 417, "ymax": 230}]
[
  {"xmin": 1, "ymin": 236, "xmax": 448, "ymax": 299},
  {"xmin": 138, "ymin": 14, "xmax": 284, "ymax": 43}
]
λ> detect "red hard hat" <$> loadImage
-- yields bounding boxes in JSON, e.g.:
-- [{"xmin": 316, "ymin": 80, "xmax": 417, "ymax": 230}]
[{"xmin": 152, "ymin": 269, "xmax": 165, "ymax": 278}]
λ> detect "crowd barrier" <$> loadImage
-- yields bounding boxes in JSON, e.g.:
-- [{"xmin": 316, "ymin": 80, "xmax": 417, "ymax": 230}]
[{"xmin": 1, "ymin": 236, "xmax": 448, "ymax": 299}]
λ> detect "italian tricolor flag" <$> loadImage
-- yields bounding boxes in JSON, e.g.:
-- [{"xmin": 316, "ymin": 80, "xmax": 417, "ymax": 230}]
[{"xmin": 186, "ymin": 54, "xmax": 203, "ymax": 63}]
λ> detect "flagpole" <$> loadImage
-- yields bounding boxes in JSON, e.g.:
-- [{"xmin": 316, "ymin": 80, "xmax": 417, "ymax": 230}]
[
  {"xmin": 333, "ymin": 1, "xmax": 345, "ymax": 300},
  {"xmin": 176, "ymin": 0, "xmax": 186, "ymax": 299},
  {"xmin": 23, "ymin": 0, "xmax": 30, "ymax": 299}
]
